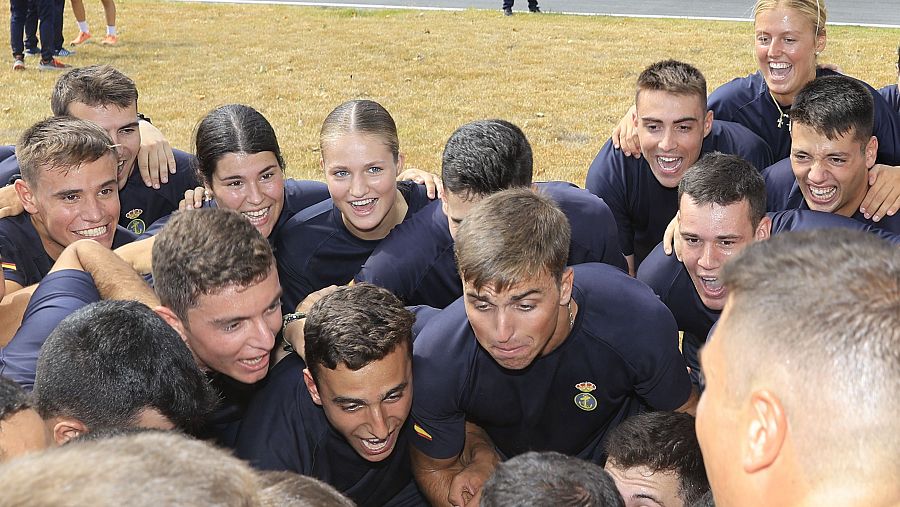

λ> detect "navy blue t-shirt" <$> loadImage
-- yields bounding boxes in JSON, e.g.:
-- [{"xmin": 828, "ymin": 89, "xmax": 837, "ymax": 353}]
[
  {"xmin": 276, "ymin": 181, "xmax": 433, "ymax": 312},
  {"xmin": 234, "ymin": 353, "xmax": 425, "ymax": 507},
  {"xmin": 0, "ymin": 214, "xmax": 135, "ymax": 288},
  {"xmin": 410, "ymin": 263, "xmax": 691, "ymax": 464},
  {"xmin": 763, "ymin": 158, "xmax": 900, "ymax": 234},
  {"xmin": 585, "ymin": 120, "xmax": 773, "ymax": 266},
  {"xmin": 0, "ymin": 269, "xmax": 99, "ymax": 390},
  {"xmin": 880, "ymin": 84, "xmax": 900, "ymax": 114},
  {"xmin": 0, "ymin": 146, "xmax": 15, "ymax": 181},
  {"xmin": 709, "ymin": 69, "xmax": 900, "ymax": 164},
  {"xmin": 356, "ymin": 182, "xmax": 627, "ymax": 309}
]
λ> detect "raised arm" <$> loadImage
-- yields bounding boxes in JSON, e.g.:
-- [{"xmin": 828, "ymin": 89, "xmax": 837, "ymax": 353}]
[{"xmin": 55, "ymin": 239, "xmax": 158, "ymax": 306}]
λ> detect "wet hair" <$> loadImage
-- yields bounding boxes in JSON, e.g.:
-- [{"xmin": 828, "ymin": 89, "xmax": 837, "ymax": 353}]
[
  {"xmin": 0, "ymin": 432, "xmax": 262, "ymax": 506},
  {"xmin": 605, "ymin": 412, "xmax": 709, "ymax": 506},
  {"xmin": 790, "ymin": 75, "xmax": 874, "ymax": 145},
  {"xmin": 16, "ymin": 116, "xmax": 117, "ymax": 188},
  {"xmin": 50, "ymin": 65, "xmax": 139, "ymax": 116},
  {"xmin": 753, "ymin": 0, "xmax": 827, "ymax": 37},
  {"xmin": 319, "ymin": 99, "xmax": 400, "ymax": 162},
  {"xmin": 636, "ymin": 60, "xmax": 708, "ymax": 110},
  {"xmin": 0, "ymin": 375, "xmax": 31, "ymax": 423},
  {"xmin": 455, "ymin": 188, "xmax": 570, "ymax": 292},
  {"xmin": 481, "ymin": 451, "xmax": 625, "ymax": 507},
  {"xmin": 193, "ymin": 104, "xmax": 286, "ymax": 187},
  {"xmin": 257, "ymin": 471, "xmax": 355, "ymax": 507},
  {"xmin": 304, "ymin": 283, "xmax": 414, "ymax": 382},
  {"xmin": 441, "ymin": 119, "xmax": 533, "ymax": 199},
  {"xmin": 152, "ymin": 208, "xmax": 275, "ymax": 322},
  {"xmin": 719, "ymin": 229, "xmax": 899, "ymax": 479},
  {"xmin": 33, "ymin": 300, "xmax": 218, "ymax": 433},
  {"xmin": 678, "ymin": 152, "xmax": 767, "ymax": 229}
]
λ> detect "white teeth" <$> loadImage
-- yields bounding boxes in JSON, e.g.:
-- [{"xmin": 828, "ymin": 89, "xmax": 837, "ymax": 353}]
[
  {"xmin": 240, "ymin": 356, "xmax": 264, "ymax": 366},
  {"xmin": 809, "ymin": 186, "xmax": 837, "ymax": 200},
  {"xmin": 350, "ymin": 198, "xmax": 376, "ymax": 207},
  {"xmin": 75, "ymin": 225, "xmax": 108, "ymax": 238},
  {"xmin": 769, "ymin": 62, "xmax": 791, "ymax": 69},
  {"xmin": 701, "ymin": 277, "xmax": 723, "ymax": 290},
  {"xmin": 659, "ymin": 156, "xmax": 678, "ymax": 162},
  {"xmin": 242, "ymin": 208, "xmax": 269, "ymax": 219},
  {"xmin": 361, "ymin": 438, "xmax": 388, "ymax": 451}
]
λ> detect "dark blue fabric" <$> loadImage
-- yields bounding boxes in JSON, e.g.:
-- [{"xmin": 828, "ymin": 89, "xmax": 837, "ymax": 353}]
[{"xmin": 879, "ymin": 84, "xmax": 900, "ymax": 114}]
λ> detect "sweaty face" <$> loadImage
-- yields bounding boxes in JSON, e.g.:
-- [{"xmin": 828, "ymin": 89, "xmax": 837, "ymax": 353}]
[
  {"xmin": 463, "ymin": 269, "xmax": 572, "ymax": 370},
  {"xmin": 19, "ymin": 155, "xmax": 120, "ymax": 260},
  {"xmin": 323, "ymin": 133, "xmax": 404, "ymax": 241},
  {"xmin": 679, "ymin": 197, "xmax": 768, "ymax": 311},
  {"xmin": 754, "ymin": 7, "xmax": 825, "ymax": 106},
  {"xmin": 304, "ymin": 343, "xmax": 412, "ymax": 462},
  {"xmin": 636, "ymin": 90, "xmax": 713, "ymax": 188},
  {"xmin": 67, "ymin": 102, "xmax": 141, "ymax": 189},
  {"xmin": 0, "ymin": 408, "xmax": 52, "ymax": 463},
  {"xmin": 210, "ymin": 151, "xmax": 285, "ymax": 239},
  {"xmin": 181, "ymin": 266, "xmax": 282, "ymax": 384},
  {"xmin": 790, "ymin": 124, "xmax": 875, "ymax": 217},
  {"xmin": 441, "ymin": 190, "xmax": 480, "ymax": 240},
  {"xmin": 605, "ymin": 463, "xmax": 686, "ymax": 507}
]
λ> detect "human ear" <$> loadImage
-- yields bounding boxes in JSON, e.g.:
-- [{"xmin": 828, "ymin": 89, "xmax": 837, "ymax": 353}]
[
  {"xmin": 558, "ymin": 267, "xmax": 575, "ymax": 306},
  {"xmin": 53, "ymin": 419, "xmax": 88, "ymax": 445},
  {"xmin": 154, "ymin": 306, "xmax": 189, "ymax": 345},
  {"xmin": 743, "ymin": 390, "xmax": 786, "ymax": 473},
  {"xmin": 14, "ymin": 179, "xmax": 37, "ymax": 215},
  {"xmin": 303, "ymin": 368, "xmax": 323, "ymax": 406},
  {"xmin": 755, "ymin": 216, "xmax": 772, "ymax": 241}
]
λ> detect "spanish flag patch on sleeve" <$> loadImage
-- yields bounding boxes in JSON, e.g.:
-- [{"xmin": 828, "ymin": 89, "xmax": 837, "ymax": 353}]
[
  {"xmin": 413, "ymin": 423, "xmax": 433, "ymax": 441},
  {"xmin": 1, "ymin": 261, "xmax": 15, "ymax": 271}
]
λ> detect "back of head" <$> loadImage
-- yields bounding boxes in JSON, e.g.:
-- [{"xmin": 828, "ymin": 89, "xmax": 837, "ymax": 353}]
[
  {"xmin": 678, "ymin": 152, "xmax": 767, "ymax": 229},
  {"xmin": 33, "ymin": 300, "xmax": 218, "ymax": 434},
  {"xmin": 50, "ymin": 65, "xmax": 138, "ymax": 116},
  {"xmin": 636, "ymin": 60, "xmax": 707, "ymax": 109},
  {"xmin": 719, "ymin": 229, "xmax": 900, "ymax": 481},
  {"xmin": 319, "ymin": 99, "xmax": 399, "ymax": 161},
  {"xmin": 194, "ymin": 104, "xmax": 285, "ymax": 187},
  {"xmin": 304, "ymin": 283, "xmax": 414, "ymax": 380},
  {"xmin": 0, "ymin": 431, "xmax": 262, "ymax": 507},
  {"xmin": 753, "ymin": 0, "xmax": 827, "ymax": 35},
  {"xmin": 0, "ymin": 375, "xmax": 30, "ymax": 424},
  {"xmin": 481, "ymin": 451, "xmax": 625, "ymax": 507},
  {"xmin": 16, "ymin": 116, "xmax": 116, "ymax": 187},
  {"xmin": 152, "ymin": 208, "xmax": 275, "ymax": 322},
  {"xmin": 605, "ymin": 411, "xmax": 709, "ymax": 505},
  {"xmin": 455, "ymin": 187, "xmax": 570, "ymax": 292},
  {"xmin": 257, "ymin": 471, "xmax": 355, "ymax": 507},
  {"xmin": 790, "ymin": 75, "xmax": 874, "ymax": 143},
  {"xmin": 441, "ymin": 119, "xmax": 533, "ymax": 198}
]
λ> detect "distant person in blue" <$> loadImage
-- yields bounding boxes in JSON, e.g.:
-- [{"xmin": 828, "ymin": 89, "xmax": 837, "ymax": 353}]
[
  {"xmin": 501, "ymin": 0, "xmax": 539, "ymax": 16},
  {"xmin": 877, "ymin": 44, "xmax": 899, "ymax": 113},
  {"xmin": 764, "ymin": 75, "xmax": 900, "ymax": 234},
  {"xmin": 0, "ymin": 117, "xmax": 134, "ymax": 345},
  {"xmin": 276, "ymin": 100, "xmax": 433, "ymax": 313},
  {"xmin": 235, "ymin": 284, "xmax": 425, "ymax": 506},
  {"xmin": 357, "ymin": 119, "xmax": 625, "ymax": 309},
  {"xmin": 638, "ymin": 153, "xmax": 897, "ymax": 385},
  {"xmin": 410, "ymin": 189, "xmax": 695, "ymax": 506},
  {"xmin": 586, "ymin": 60, "xmax": 772, "ymax": 273}
]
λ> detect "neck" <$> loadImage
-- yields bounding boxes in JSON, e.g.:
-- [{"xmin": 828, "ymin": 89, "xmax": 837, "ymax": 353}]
[
  {"xmin": 835, "ymin": 187, "xmax": 867, "ymax": 218},
  {"xmin": 30, "ymin": 215, "xmax": 64, "ymax": 261},
  {"xmin": 542, "ymin": 299, "xmax": 577, "ymax": 357}
]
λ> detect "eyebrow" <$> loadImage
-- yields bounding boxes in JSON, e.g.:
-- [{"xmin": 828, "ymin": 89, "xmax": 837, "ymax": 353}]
[
  {"xmin": 632, "ymin": 492, "xmax": 664, "ymax": 505},
  {"xmin": 332, "ymin": 381, "xmax": 409, "ymax": 405},
  {"xmin": 209, "ymin": 290, "xmax": 283, "ymax": 327},
  {"xmin": 640, "ymin": 116, "xmax": 699, "ymax": 124}
]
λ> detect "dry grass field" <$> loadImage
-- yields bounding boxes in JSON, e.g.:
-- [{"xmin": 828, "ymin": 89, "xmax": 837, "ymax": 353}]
[{"xmin": 0, "ymin": 0, "xmax": 897, "ymax": 185}]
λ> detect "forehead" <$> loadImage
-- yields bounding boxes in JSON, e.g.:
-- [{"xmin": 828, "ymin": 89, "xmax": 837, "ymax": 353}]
[
  {"xmin": 679, "ymin": 196, "xmax": 755, "ymax": 231},
  {"xmin": 315, "ymin": 343, "xmax": 411, "ymax": 395},
  {"xmin": 67, "ymin": 101, "xmax": 138, "ymax": 131},
  {"xmin": 214, "ymin": 151, "xmax": 281, "ymax": 176},
  {"xmin": 464, "ymin": 271, "xmax": 556, "ymax": 298},
  {"xmin": 188, "ymin": 267, "xmax": 279, "ymax": 316},
  {"xmin": 636, "ymin": 89, "xmax": 705, "ymax": 117},
  {"xmin": 755, "ymin": 6, "xmax": 816, "ymax": 32},
  {"xmin": 322, "ymin": 132, "xmax": 393, "ymax": 163},
  {"xmin": 34, "ymin": 155, "xmax": 117, "ymax": 189},
  {"xmin": 444, "ymin": 191, "xmax": 482, "ymax": 215},
  {"xmin": 791, "ymin": 123, "xmax": 864, "ymax": 151}
]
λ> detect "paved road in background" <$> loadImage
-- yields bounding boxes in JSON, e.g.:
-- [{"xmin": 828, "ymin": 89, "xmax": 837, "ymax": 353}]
[{"xmin": 186, "ymin": 0, "xmax": 900, "ymax": 27}]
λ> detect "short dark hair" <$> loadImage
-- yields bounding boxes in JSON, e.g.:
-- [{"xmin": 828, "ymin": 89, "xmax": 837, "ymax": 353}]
[
  {"xmin": 50, "ymin": 65, "xmax": 139, "ymax": 116},
  {"xmin": 790, "ymin": 75, "xmax": 874, "ymax": 145},
  {"xmin": 455, "ymin": 188, "xmax": 570, "ymax": 292},
  {"xmin": 304, "ymin": 283, "xmax": 414, "ymax": 382},
  {"xmin": 441, "ymin": 119, "xmax": 533, "ymax": 199},
  {"xmin": 16, "ymin": 116, "xmax": 117, "ymax": 187},
  {"xmin": 678, "ymin": 152, "xmax": 767, "ymax": 229},
  {"xmin": 0, "ymin": 375, "xmax": 31, "ymax": 423},
  {"xmin": 194, "ymin": 104, "xmax": 286, "ymax": 187},
  {"xmin": 33, "ymin": 300, "xmax": 218, "ymax": 433},
  {"xmin": 481, "ymin": 451, "xmax": 625, "ymax": 507},
  {"xmin": 152, "ymin": 208, "xmax": 275, "ymax": 322},
  {"xmin": 636, "ymin": 60, "xmax": 708, "ymax": 110},
  {"xmin": 605, "ymin": 411, "xmax": 709, "ymax": 505}
]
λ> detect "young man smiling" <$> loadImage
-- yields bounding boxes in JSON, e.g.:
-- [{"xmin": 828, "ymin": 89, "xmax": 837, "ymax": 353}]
[
  {"xmin": 586, "ymin": 60, "xmax": 773, "ymax": 273},
  {"xmin": 235, "ymin": 283, "xmax": 424, "ymax": 506}
]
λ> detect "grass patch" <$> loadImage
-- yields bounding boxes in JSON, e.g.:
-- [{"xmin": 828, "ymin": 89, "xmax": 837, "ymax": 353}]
[{"xmin": 1, "ymin": 1, "xmax": 897, "ymax": 184}]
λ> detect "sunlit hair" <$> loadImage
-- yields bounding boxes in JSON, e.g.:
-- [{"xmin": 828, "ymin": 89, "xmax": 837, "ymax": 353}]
[
  {"xmin": 50, "ymin": 64, "xmax": 139, "ymax": 116},
  {"xmin": 455, "ymin": 188, "xmax": 570, "ymax": 292},
  {"xmin": 753, "ymin": 0, "xmax": 827, "ymax": 36},
  {"xmin": 193, "ymin": 104, "xmax": 285, "ymax": 187},
  {"xmin": 16, "ymin": 116, "xmax": 117, "ymax": 188},
  {"xmin": 319, "ymin": 99, "xmax": 399, "ymax": 162},
  {"xmin": 635, "ymin": 59, "xmax": 708, "ymax": 110}
]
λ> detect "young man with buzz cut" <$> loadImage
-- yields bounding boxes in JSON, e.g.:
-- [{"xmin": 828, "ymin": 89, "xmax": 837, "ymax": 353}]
[
  {"xmin": 410, "ymin": 188, "xmax": 695, "ymax": 507},
  {"xmin": 357, "ymin": 118, "xmax": 625, "ymax": 309},
  {"xmin": 697, "ymin": 229, "xmax": 900, "ymax": 507},
  {"xmin": 764, "ymin": 75, "xmax": 900, "ymax": 232},
  {"xmin": 586, "ymin": 59, "xmax": 773, "ymax": 273},
  {"xmin": 235, "ymin": 283, "xmax": 425, "ymax": 506}
]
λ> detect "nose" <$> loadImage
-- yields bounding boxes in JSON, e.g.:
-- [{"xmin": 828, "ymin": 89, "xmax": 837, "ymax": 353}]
[
  {"xmin": 697, "ymin": 243, "xmax": 718, "ymax": 270},
  {"xmin": 246, "ymin": 181, "xmax": 264, "ymax": 205},
  {"xmin": 368, "ymin": 405, "xmax": 390, "ymax": 440},
  {"xmin": 767, "ymin": 37, "xmax": 783, "ymax": 57},
  {"xmin": 808, "ymin": 158, "xmax": 828, "ymax": 183},
  {"xmin": 349, "ymin": 175, "xmax": 367, "ymax": 198},
  {"xmin": 659, "ymin": 127, "xmax": 677, "ymax": 151},
  {"xmin": 495, "ymin": 310, "xmax": 515, "ymax": 344},
  {"xmin": 251, "ymin": 317, "xmax": 277, "ymax": 353},
  {"xmin": 81, "ymin": 195, "xmax": 105, "ymax": 223}
]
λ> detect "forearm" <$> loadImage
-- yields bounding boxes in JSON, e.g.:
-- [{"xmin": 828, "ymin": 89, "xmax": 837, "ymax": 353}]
[
  {"xmin": 71, "ymin": 240, "xmax": 158, "ymax": 306},
  {"xmin": 410, "ymin": 447, "xmax": 465, "ymax": 507},
  {"xmin": 0, "ymin": 285, "xmax": 37, "ymax": 347}
]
